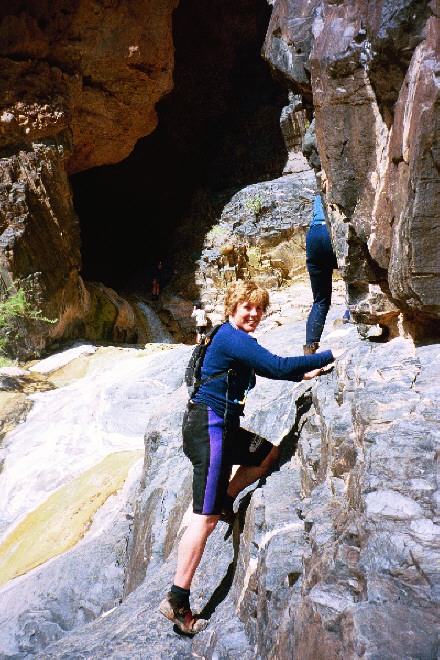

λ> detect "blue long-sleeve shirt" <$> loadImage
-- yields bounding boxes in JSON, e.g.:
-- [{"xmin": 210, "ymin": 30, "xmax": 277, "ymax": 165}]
[{"xmin": 193, "ymin": 322, "xmax": 334, "ymax": 422}]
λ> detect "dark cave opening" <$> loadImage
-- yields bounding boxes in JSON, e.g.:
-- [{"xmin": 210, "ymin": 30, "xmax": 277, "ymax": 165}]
[{"xmin": 70, "ymin": 0, "xmax": 288, "ymax": 292}]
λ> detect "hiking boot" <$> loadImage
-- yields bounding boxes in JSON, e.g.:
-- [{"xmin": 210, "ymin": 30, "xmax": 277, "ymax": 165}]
[
  {"xmin": 303, "ymin": 342, "xmax": 319, "ymax": 355},
  {"xmin": 334, "ymin": 310, "xmax": 351, "ymax": 329},
  {"xmin": 333, "ymin": 318, "xmax": 351, "ymax": 329},
  {"xmin": 159, "ymin": 592, "xmax": 208, "ymax": 635}
]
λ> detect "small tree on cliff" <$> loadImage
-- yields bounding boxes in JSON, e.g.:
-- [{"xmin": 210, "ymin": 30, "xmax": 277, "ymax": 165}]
[{"xmin": 0, "ymin": 285, "xmax": 56, "ymax": 362}]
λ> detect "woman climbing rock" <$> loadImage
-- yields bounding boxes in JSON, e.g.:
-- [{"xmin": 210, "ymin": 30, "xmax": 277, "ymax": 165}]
[{"xmin": 159, "ymin": 279, "xmax": 344, "ymax": 634}]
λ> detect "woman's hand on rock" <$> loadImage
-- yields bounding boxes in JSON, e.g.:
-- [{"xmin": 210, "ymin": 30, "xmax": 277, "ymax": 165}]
[
  {"xmin": 303, "ymin": 348, "xmax": 346, "ymax": 379},
  {"xmin": 303, "ymin": 368, "xmax": 323, "ymax": 380}
]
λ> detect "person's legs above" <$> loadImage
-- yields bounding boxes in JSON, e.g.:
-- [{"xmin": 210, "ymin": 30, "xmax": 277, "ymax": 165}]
[
  {"xmin": 305, "ymin": 224, "xmax": 337, "ymax": 350},
  {"xmin": 305, "ymin": 262, "xmax": 333, "ymax": 346},
  {"xmin": 195, "ymin": 325, "xmax": 207, "ymax": 345}
]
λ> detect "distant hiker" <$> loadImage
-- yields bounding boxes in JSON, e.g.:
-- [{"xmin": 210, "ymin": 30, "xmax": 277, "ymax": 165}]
[
  {"xmin": 304, "ymin": 191, "xmax": 349, "ymax": 354},
  {"xmin": 151, "ymin": 261, "xmax": 163, "ymax": 300},
  {"xmin": 191, "ymin": 301, "xmax": 207, "ymax": 344},
  {"xmin": 159, "ymin": 279, "xmax": 344, "ymax": 634}
]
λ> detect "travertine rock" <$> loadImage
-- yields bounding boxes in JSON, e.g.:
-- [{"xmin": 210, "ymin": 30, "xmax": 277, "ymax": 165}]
[
  {"xmin": 0, "ymin": 461, "xmax": 142, "ymax": 657},
  {"xmin": 0, "ymin": 344, "xmax": 187, "ymax": 657}
]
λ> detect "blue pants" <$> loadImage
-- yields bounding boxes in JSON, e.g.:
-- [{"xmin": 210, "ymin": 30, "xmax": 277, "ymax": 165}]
[{"xmin": 305, "ymin": 224, "xmax": 338, "ymax": 345}]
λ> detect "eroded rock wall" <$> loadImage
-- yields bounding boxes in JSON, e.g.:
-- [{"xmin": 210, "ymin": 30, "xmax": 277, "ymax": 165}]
[
  {"xmin": 0, "ymin": 0, "xmax": 176, "ymax": 173},
  {"xmin": 0, "ymin": 0, "xmax": 177, "ymax": 355},
  {"xmin": 263, "ymin": 0, "xmax": 439, "ymax": 334}
]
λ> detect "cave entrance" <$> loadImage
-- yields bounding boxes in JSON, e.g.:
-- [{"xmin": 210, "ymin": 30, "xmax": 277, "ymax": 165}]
[{"xmin": 70, "ymin": 0, "xmax": 288, "ymax": 293}]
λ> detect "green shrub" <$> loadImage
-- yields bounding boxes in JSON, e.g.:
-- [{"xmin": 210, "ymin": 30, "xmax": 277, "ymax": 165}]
[
  {"xmin": 244, "ymin": 194, "xmax": 264, "ymax": 216},
  {"xmin": 0, "ymin": 286, "xmax": 57, "ymax": 358}
]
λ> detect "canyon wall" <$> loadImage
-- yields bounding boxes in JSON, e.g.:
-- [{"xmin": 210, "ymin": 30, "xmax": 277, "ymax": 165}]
[
  {"xmin": 0, "ymin": 0, "xmax": 438, "ymax": 356},
  {"xmin": 0, "ymin": 0, "xmax": 177, "ymax": 355},
  {"xmin": 0, "ymin": 3, "xmax": 438, "ymax": 656},
  {"xmin": 263, "ymin": 0, "xmax": 439, "ymax": 335}
]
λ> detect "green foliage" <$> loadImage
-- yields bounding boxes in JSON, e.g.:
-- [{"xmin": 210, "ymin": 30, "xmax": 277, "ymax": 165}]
[
  {"xmin": 0, "ymin": 286, "xmax": 57, "ymax": 356},
  {"xmin": 244, "ymin": 193, "xmax": 264, "ymax": 216}
]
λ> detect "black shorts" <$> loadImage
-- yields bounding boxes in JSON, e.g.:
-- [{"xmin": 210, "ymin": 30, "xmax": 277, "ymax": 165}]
[
  {"xmin": 182, "ymin": 401, "xmax": 273, "ymax": 515},
  {"xmin": 196, "ymin": 325, "xmax": 207, "ymax": 334}
]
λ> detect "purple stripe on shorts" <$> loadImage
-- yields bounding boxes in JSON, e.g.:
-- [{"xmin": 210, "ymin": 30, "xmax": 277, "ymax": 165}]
[{"xmin": 202, "ymin": 408, "xmax": 224, "ymax": 514}]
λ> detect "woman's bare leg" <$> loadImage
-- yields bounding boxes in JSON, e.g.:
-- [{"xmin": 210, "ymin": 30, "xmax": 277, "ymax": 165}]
[
  {"xmin": 226, "ymin": 445, "xmax": 279, "ymax": 499},
  {"xmin": 174, "ymin": 513, "xmax": 220, "ymax": 590}
]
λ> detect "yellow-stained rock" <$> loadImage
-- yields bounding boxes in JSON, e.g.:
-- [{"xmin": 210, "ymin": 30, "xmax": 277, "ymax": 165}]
[
  {"xmin": 0, "ymin": 450, "xmax": 142, "ymax": 587},
  {"xmin": 0, "ymin": 392, "xmax": 32, "ymax": 439}
]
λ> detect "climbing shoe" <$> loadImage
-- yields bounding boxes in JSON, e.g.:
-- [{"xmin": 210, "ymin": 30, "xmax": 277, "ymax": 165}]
[
  {"xmin": 334, "ymin": 310, "xmax": 351, "ymax": 328},
  {"xmin": 159, "ymin": 592, "xmax": 208, "ymax": 635},
  {"xmin": 303, "ymin": 342, "xmax": 319, "ymax": 355}
]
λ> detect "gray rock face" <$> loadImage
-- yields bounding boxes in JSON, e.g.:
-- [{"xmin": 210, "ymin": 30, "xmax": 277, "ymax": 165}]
[
  {"xmin": 3, "ymin": 301, "xmax": 431, "ymax": 659},
  {"xmin": 262, "ymin": 0, "xmax": 320, "ymax": 100},
  {"xmin": 263, "ymin": 0, "xmax": 440, "ymax": 333},
  {"xmin": 293, "ymin": 336, "xmax": 439, "ymax": 658},
  {"xmin": 302, "ymin": 118, "xmax": 321, "ymax": 171}
]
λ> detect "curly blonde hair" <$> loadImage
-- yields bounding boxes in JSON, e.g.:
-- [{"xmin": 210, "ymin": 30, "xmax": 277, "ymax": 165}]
[{"xmin": 224, "ymin": 279, "xmax": 270, "ymax": 319}]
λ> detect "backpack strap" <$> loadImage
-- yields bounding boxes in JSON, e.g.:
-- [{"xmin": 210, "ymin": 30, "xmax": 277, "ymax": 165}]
[
  {"xmin": 191, "ymin": 368, "xmax": 235, "ymax": 398},
  {"xmin": 189, "ymin": 323, "xmax": 235, "ymax": 398},
  {"xmin": 195, "ymin": 368, "xmax": 231, "ymax": 388}
]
